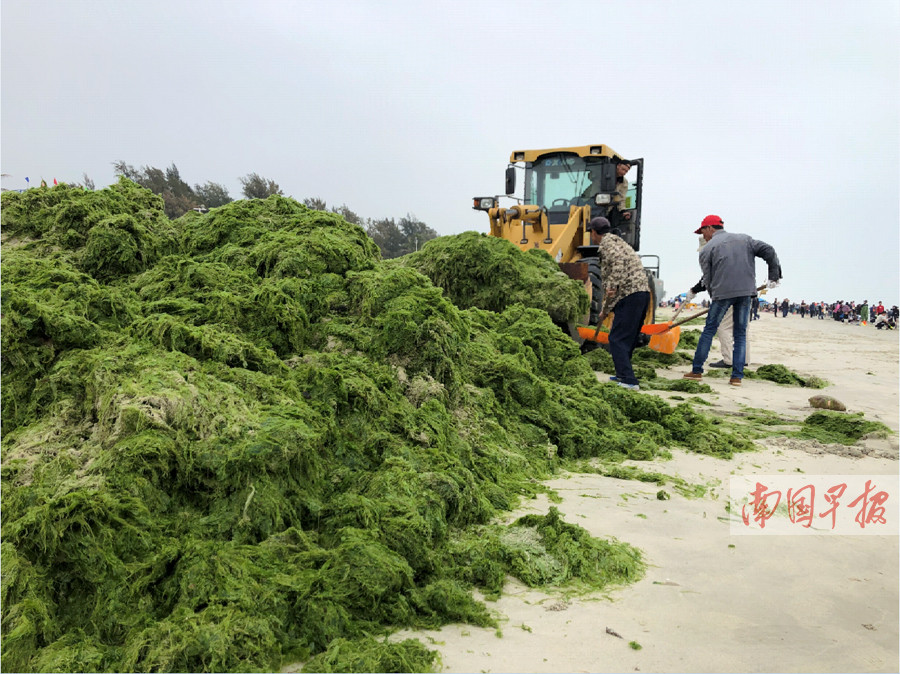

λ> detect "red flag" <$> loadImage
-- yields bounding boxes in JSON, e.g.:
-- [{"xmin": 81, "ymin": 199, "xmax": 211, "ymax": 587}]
[{"xmin": 53, "ymin": 178, "xmax": 58, "ymax": 185}]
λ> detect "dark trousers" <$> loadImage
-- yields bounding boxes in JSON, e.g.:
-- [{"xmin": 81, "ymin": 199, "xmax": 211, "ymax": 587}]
[{"xmin": 609, "ymin": 291, "xmax": 650, "ymax": 386}]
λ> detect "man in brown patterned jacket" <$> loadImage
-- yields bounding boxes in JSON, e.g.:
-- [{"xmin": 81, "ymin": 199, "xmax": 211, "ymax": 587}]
[{"xmin": 589, "ymin": 216, "xmax": 650, "ymax": 390}]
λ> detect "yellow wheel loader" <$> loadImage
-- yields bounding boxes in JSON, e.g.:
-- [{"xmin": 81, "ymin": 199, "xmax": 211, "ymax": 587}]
[{"xmin": 472, "ymin": 144, "xmax": 664, "ymax": 346}]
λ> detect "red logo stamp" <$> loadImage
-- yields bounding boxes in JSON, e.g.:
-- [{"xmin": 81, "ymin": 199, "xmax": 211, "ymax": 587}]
[{"xmin": 730, "ymin": 475, "xmax": 899, "ymax": 535}]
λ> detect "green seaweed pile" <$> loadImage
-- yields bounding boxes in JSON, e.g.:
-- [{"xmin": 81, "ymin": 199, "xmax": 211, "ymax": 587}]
[
  {"xmin": 2, "ymin": 183, "xmax": 737, "ymax": 673},
  {"xmin": 800, "ymin": 411, "xmax": 892, "ymax": 445},
  {"xmin": 754, "ymin": 364, "xmax": 828, "ymax": 388},
  {"xmin": 301, "ymin": 637, "xmax": 440, "ymax": 674},
  {"xmin": 393, "ymin": 231, "xmax": 589, "ymax": 325},
  {"xmin": 677, "ymin": 328, "xmax": 701, "ymax": 349},
  {"xmin": 583, "ymin": 345, "xmax": 615, "ymax": 373}
]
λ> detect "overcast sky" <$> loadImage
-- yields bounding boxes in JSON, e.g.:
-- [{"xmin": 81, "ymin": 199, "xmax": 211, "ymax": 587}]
[{"xmin": 3, "ymin": 0, "xmax": 898, "ymax": 306}]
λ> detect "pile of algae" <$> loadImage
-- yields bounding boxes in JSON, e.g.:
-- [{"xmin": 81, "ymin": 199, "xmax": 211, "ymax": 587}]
[
  {"xmin": 754, "ymin": 364, "xmax": 828, "ymax": 388},
  {"xmin": 393, "ymin": 231, "xmax": 589, "ymax": 325},
  {"xmin": 799, "ymin": 411, "xmax": 892, "ymax": 445},
  {"xmin": 3, "ymin": 182, "xmax": 731, "ymax": 673}
]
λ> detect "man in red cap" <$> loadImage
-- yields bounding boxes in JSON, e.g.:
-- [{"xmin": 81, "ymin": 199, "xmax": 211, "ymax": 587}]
[
  {"xmin": 687, "ymin": 227, "xmax": 752, "ymax": 369},
  {"xmin": 683, "ymin": 215, "xmax": 781, "ymax": 386}
]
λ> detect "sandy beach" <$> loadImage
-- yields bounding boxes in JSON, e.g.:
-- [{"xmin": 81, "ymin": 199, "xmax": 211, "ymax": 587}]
[{"xmin": 398, "ymin": 309, "xmax": 900, "ymax": 673}]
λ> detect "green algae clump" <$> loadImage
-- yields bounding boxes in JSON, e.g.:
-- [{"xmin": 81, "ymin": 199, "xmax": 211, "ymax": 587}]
[
  {"xmin": 394, "ymin": 231, "xmax": 589, "ymax": 325},
  {"xmin": 1, "ymin": 183, "xmax": 737, "ymax": 673},
  {"xmin": 800, "ymin": 411, "xmax": 892, "ymax": 445},
  {"xmin": 301, "ymin": 637, "xmax": 440, "ymax": 673},
  {"xmin": 755, "ymin": 364, "xmax": 828, "ymax": 388}
]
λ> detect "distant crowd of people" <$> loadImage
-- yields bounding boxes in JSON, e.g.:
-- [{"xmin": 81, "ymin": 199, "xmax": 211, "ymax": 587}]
[
  {"xmin": 765, "ymin": 299, "xmax": 898, "ymax": 329},
  {"xmin": 662, "ymin": 297, "xmax": 899, "ymax": 330}
]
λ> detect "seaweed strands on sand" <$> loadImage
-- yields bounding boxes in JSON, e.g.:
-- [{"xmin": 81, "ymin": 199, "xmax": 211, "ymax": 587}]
[
  {"xmin": 753, "ymin": 363, "xmax": 828, "ymax": 388},
  {"xmin": 2, "ymin": 182, "xmax": 736, "ymax": 673}
]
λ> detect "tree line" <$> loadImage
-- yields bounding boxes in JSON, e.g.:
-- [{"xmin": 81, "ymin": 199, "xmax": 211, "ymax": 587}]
[{"xmin": 106, "ymin": 161, "xmax": 437, "ymax": 259}]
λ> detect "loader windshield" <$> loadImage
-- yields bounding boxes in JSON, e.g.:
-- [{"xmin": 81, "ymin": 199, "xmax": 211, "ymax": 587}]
[{"xmin": 525, "ymin": 154, "xmax": 602, "ymax": 211}]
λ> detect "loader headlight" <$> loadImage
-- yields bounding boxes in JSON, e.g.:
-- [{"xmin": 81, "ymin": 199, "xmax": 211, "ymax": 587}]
[
  {"xmin": 472, "ymin": 197, "xmax": 495, "ymax": 210},
  {"xmin": 594, "ymin": 194, "xmax": 612, "ymax": 205}
]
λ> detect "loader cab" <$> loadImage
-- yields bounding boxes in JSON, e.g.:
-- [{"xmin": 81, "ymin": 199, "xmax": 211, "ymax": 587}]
[
  {"xmin": 473, "ymin": 144, "xmax": 662, "ymax": 342},
  {"xmin": 516, "ymin": 150, "xmax": 643, "ymax": 251}
]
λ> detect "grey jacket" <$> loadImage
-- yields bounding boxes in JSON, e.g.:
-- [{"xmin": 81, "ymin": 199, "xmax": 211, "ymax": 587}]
[{"xmin": 699, "ymin": 230, "xmax": 781, "ymax": 301}]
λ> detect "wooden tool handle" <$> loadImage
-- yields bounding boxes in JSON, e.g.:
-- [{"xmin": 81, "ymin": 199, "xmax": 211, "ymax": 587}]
[
  {"xmin": 669, "ymin": 285, "xmax": 766, "ymax": 330},
  {"xmin": 669, "ymin": 308, "xmax": 709, "ymax": 329}
]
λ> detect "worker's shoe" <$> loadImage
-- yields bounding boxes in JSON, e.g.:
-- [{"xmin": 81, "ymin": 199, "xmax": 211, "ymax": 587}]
[
  {"xmin": 683, "ymin": 372, "xmax": 703, "ymax": 380},
  {"xmin": 709, "ymin": 360, "xmax": 729, "ymax": 368},
  {"xmin": 729, "ymin": 377, "xmax": 742, "ymax": 386},
  {"xmin": 608, "ymin": 376, "xmax": 620, "ymax": 383},
  {"xmin": 617, "ymin": 382, "xmax": 640, "ymax": 391}
]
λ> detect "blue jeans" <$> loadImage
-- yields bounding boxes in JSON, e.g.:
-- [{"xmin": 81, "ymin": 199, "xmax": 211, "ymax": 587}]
[{"xmin": 692, "ymin": 296, "xmax": 752, "ymax": 379}]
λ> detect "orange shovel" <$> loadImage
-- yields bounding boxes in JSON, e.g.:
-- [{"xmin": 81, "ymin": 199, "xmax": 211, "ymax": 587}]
[
  {"xmin": 642, "ymin": 284, "xmax": 768, "ymax": 336},
  {"xmin": 645, "ymin": 309, "xmax": 709, "ymax": 354},
  {"xmin": 640, "ymin": 299, "xmax": 694, "ymax": 335},
  {"xmin": 579, "ymin": 308, "xmax": 709, "ymax": 346},
  {"xmin": 577, "ymin": 325, "xmax": 610, "ymax": 344},
  {"xmin": 578, "ymin": 321, "xmax": 685, "ymax": 354},
  {"xmin": 643, "ymin": 284, "xmax": 768, "ymax": 354}
]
